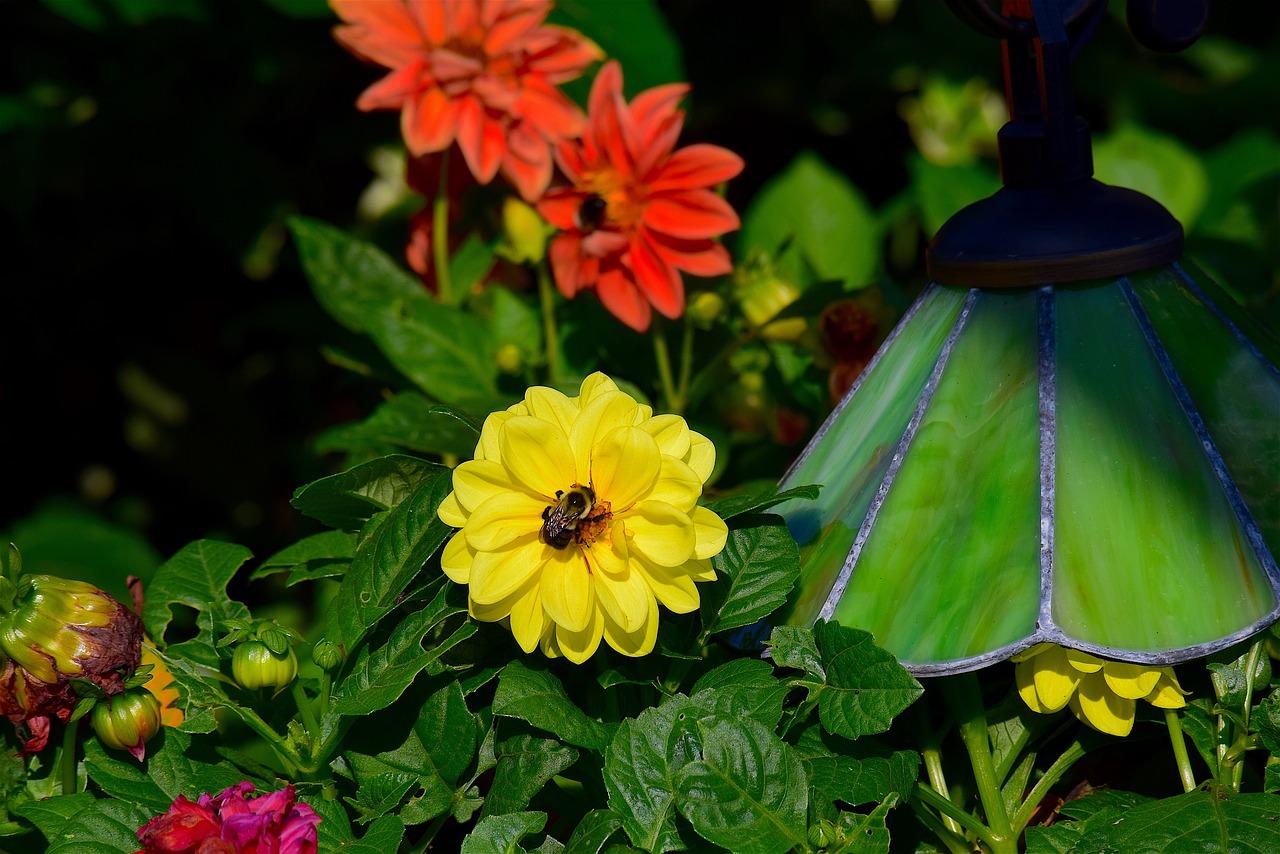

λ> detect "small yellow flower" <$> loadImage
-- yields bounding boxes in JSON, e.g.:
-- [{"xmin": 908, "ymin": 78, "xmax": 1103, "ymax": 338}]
[
  {"xmin": 1013, "ymin": 644, "xmax": 1189, "ymax": 737},
  {"xmin": 438, "ymin": 373, "xmax": 728, "ymax": 663},
  {"xmin": 141, "ymin": 642, "xmax": 184, "ymax": 728}
]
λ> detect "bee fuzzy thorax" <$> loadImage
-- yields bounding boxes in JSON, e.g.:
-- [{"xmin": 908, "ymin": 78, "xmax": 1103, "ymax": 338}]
[{"xmin": 540, "ymin": 485, "xmax": 598, "ymax": 549}]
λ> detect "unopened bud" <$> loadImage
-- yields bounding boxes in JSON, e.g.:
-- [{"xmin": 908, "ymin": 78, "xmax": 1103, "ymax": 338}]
[
  {"xmin": 91, "ymin": 688, "xmax": 163, "ymax": 761},
  {"xmin": 312, "ymin": 639, "xmax": 343, "ymax": 673},
  {"xmin": 496, "ymin": 343, "xmax": 523, "ymax": 374},
  {"xmin": 499, "ymin": 197, "xmax": 550, "ymax": 264},
  {"xmin": 688, "ymin": 292, "xmax": 726, "ymax": 328}
]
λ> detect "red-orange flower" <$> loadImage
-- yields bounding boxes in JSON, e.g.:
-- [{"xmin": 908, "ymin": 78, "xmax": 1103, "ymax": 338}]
[
  {"xmin": 331, "ymin": 0, "xmax": 602, "ymax": 201},
  {"xmin": 536, "ymin": 61, "xmax": 744, "ymax": 332}
]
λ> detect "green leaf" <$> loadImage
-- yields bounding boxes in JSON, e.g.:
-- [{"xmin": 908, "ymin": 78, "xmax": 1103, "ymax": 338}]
[
  {"xmin": 828, "ymin": 798, "xmax": 896, "ymax": 854},
  {"xmin": 908, "ymin": 154, "xmax": 1001, "ymax": 237},
  {"xmin": 603, "ymin": 696, "xmax": 696, "ymax": 853},
  {"xmin": 314, "ymin": 393, "xmax": 481, "ymax": 459},
  {"xmin": 83, "ymin": 730, "xmax": 247, "ymax": 814},
  {"xmin": 482, "ymin": 285, "xmax": 544, "ymax": 365},
  {"xmin": 565, "ymin": 810, "xmax": 624, "ymax": 854},
  {"xmin": 1093, "ymin": 123, "xmax": 1209, "ymax": 232},
  {"xmin": 702, "ymin": 484, "xmax": 821, "ymax": 521},
  {"xmin": 288, "ymin": 215, "xmax": 427, "ymax": 336},
  {"xmin": 251, "ymin": 529, "xmax": 356, "ymax": 584},
  {"xmin": 1038, "ymin": 787, "xmax": 1280, "ymax": 853},
  {"xmin": 16, "ymin": 791, "xmax": 151, "ymax": 854},
  {"xmin": 3, "ymin": 503, "xmax": 161, "ymax": 607},
  {"xmin": 449, "ymin": 232, "xmax": 499, "ymax": 301},
  {"xmin": 482, "ymin": 735, "xmax": 579, "ymax": 818},
  {"xmin": 345, "ymin": 772, "xmax": 416, "ymax": 824},
  {"xmin": 1180, "ymin": 699, "xmax": 1220, "ymax": 776},
  {"xmin": 492, "ymin": 661, "xmax": 615, "ymax": 751},
  {"xmin": 141, "ymin": 540, "xmax": 252, "ymax": 659},
  {"xmin": 549, "ymin": 0, "xmax": 684, "ymax": 98},
  {"xmin": 673, "ymin": 716, "xmax": 808, "ymax": 854},
  {"xmin": 329, "ymin": 465, "xmax": 454, "ymax": 651},
  {"xmin": 461, "ymin": 811, "xmax": 549, "ymax": 854},
  {"xmin": 1208, "ymin": 646, "xmax": 1271, "ymax": 709},
  {"xmin": 690, "ymin": 659, "xmax": 791, "ymax": 729},
  {"xmin": 700, "ymin": 514, "xmax": 801, "ymax": 638},
  {"xmin": 343, "ymin": 680, "xmax": 479, "ymax": 827},
  {"xmin": 332, "ymin": 582, "xmax": 474, "ymax": 716},
  {"xmin": 1200, "ymin": 129, "xmax": 1280, "ymax": 242},
  {"xmin": 291, "ymin": 454, "xmax": 443, "ymax": 532},
  {"xmin": 1266, "ymin": 764, "xmax": 1280, "ymax": 795},
  {"xmin": 312, "ymin": 797, "xmax": 408, "ymax": 852},
  {"xmin": 808, "ymin": 621, "xmax": 922, "ymax": 739},
  {"xmin": 766, "ymin": 625, "xmax": 825, "ymax": 680},
  {"xmin": 739, "ymin": 150, "xmax": 879, "ymax": 291},
  {"xmin": 793, "ymin": 726, "xmax": 919, "ymax": 808},
  {"xmin": 1255, "ymin": 691, "xmax": 1280, "ymax": 755}
]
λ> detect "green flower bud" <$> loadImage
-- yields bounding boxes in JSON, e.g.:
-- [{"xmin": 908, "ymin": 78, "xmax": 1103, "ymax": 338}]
[
  {"xmin": 498, "ymin": 196, "xmax": 550, "ymax": 264},
  {"xmin": 687, "ymin": 291, "xmax": 726, "ymax": 329},
  {"xmin": 232, "ymin": 640, "xmax": 298, "ymax": 694},
  {"xmin": 311, "ymin": 639, "xmax": 343, "ymax": 673},
  {"xmin": 91, "ymin": 688, "xmax": 163, "ymax": 762},
  {"xmin": 495, "ymin": 343, "xmax": 523, "ymax": 374}
]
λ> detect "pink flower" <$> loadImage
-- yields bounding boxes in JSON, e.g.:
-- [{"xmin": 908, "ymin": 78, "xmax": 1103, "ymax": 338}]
[{"xmin": 135, "ymin": 782, "xmax": 320, "ymax": 854}]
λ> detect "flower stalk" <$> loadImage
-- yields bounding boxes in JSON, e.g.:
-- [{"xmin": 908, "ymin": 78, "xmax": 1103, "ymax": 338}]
[
  {"xmin": 1165, "ymin": 708, "xmax": 1197, "ymax": 793},
  {"xmin": 941, "ymin": 674, "xmax": 1017, "ymax": 854},
  {"xmin": 433, "ymin": 150, "xmax": 454, "ymax": 304},
  {"xmin": 537, "ymin": 260, "xmax": 561, "ymax": 386}
]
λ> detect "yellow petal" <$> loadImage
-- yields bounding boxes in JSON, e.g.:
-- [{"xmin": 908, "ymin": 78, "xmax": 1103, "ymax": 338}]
[
  {"xmin": 469, "ymin": 568, "xmax": 538, "ymax": 625},
  {"xmin": 623, "ymin": 500, "xmax": 695, "ymax": 567},
  {"xmin": 469, "ymin": 533, "xmax": 548, "ymax": 605},
  {"xmin": 1064, "ymin": 648, "xmax": 1103, "ymax": 673},
  {"xmin": 501, "ymin": 416, "xmax": 577, "ymax": 496},
  {"xmin": 591, "ymin": 427, "xmax": 661, "ymax": 512},
  {"xmin": 523, "ymin": 386, "xmax": 578, "ymax": 437},
  {"xmin": 639, "ymin": 414, "xmax": 691, "ymax": 460},
  {"xmin": 1102, "ymin": 661, "xmax": 1163, "ymax": 700},
  {"xmin": 440, "ymin": 532, "xmax": 474, "ymax": 584},
  {"xmin": 1031, "ymin": 646, "xmax": 1082, "ymax": 712},
  {"xmin": 437, "ymin": 491, "xmax": 468, "ymax": 528},
  {"xmin": 577, "ymin": 372, "xmax": 619, "ymax": 406},
  {"xmin": 1010, "ymin": 642, "xmax": 1054, "ymax": 663},
  {"xmin": 634, "ymin": 556, "xmax": 701, "ymax": 614},
  {"xmin": 477, "ymin": 410, "xmax": 515, "ymax": 461},
  {"xmin": 539, "ymin": 551, "xmax": 594, "ymax": 632},
  {"xmin": 685, "ymin": 557, "xmax": 718, "ymax": 582},
  {"xmin": 453, "ymin": 459, "xmax": 528, "ymax": 512},
  {"xmin": 592, "ymin": 559, "xmax": 651, "ymax": 633},
  {"xmin": 1015, "ymin": 659, "xmax": 1052, "ymax": 713},
  {"xmin": 684, "ymin": 430, "xmax": 716, "ymax": 482},
  {"xmin": 691, "ymin": 505, "xmax": 729, "ymax": 560},
  {"xmin": 601, "ymin": 593, "xmax": 659, "ymax": 657},
  {"xmin": 1145, "ymin": 669, "xmax": 1190, "ymax": 709},
  {"xmin": 1071, "ymin": 673, "xmax": 1135, "ymax": 736},
  {"xmin": 570, "ymin": 390, "xmax": 642, "ymax": 478},
  {"xmin": 555, "ymin": 608, "xmax": 604, "ymax": 664},
  {"xmin": 582, "ymin": 523, "xmax": 630, "ymax": 578},
  {"xmin": 648, "ymin": 457, "xmax": 702, "ymax": 513},
  {"xmin": 508, "ymin": 583, "xmax": 548, "ymax": 653},
  {"xmin": 464, "ymin": 492, "xmax": 545, "ymax": 552}
]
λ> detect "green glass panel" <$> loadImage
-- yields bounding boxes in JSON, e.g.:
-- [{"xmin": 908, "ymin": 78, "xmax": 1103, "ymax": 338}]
[
  {"xmin": 1053, "ymin": 282, "xmax": 1275, "ymax": 651},
  {"xmin": 1132, "ymin": 265, "xmax": 1280, "ymax": 562},
  {"xmin": 830, "ymin": 289, "xmax": 1041, "ymax": 664},
  {"xmin": 775, "ymin": 285, "xmax": 968, "ymax": 627}
]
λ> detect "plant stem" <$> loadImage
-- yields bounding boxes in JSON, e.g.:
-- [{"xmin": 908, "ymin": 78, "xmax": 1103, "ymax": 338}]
[
  {"xmin": 291, "ymin": 680, "xmax": 321, "ymax": 759},
  {"xmin": 908, "ymin": 795, "xmax": 973, "ymax": 854},
  {"xmin": 914, "ymin": 703, "xmax": 963, "ymax": 837},
  {"xmin": 652, "ymin": 318, "xmax": 681, "ymax": 413},
  {"xmin": 1165, "ymin": 708, "xmax": 1197, "ymax": 794},
  {"xmin": 60, "ymin": 720, "xmax": 78, "ymax": 795},
  {"xmin": 537, "ymin": 261, "xmax": 561, "ymax": 387},
  {"xmin": 913, "ymin": 782, "xmax": 995, "ymax": 850},
  {"xmin": 433, "ymin": 150, "xmax": 453, "ymax": 304},
  {"xmin": 676, "ymin": 315, "xmax": 695, "ymax": 411},
  {"xmin": 1009, "ymin": 738, "xmax": 1088, "ymax": 832},
  {"xmin": 941, "ymin": 674, "xmax": 1017, "ymax": 853}
]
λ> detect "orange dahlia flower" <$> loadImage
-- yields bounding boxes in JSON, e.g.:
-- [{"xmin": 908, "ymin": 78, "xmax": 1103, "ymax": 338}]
[
  {"xmin": 331, "ymin": 0, "xmax": 601, "ymax": 201},
  {"xmin": 536, "ymin": 60, "xmax": 744, "ymax": 332}
]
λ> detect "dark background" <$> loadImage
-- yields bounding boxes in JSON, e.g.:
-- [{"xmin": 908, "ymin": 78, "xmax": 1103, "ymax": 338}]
[{"xmin": 2, "ymin": 0, "xmax": 1277, "ymax": 569}]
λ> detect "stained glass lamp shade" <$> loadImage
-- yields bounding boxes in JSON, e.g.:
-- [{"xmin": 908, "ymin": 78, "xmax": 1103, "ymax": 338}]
[{"xmin": 770, "ymin": 0, "xmax": 1280, "ymax": 676}]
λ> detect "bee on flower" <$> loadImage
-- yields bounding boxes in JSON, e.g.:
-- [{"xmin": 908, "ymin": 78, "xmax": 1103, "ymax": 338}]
[
  {"xmin": 1013, "ymin": 643, "xmax": 1189, "ymax": 737},
  {"xmin": 437, "ymin": 373, "xmax": 728, "ymax": 662}
]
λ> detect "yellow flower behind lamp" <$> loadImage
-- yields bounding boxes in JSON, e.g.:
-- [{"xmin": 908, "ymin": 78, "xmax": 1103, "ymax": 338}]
[
  {"xmin": 438, "ymin": 373, "xmax": 728, "ymax": 663},
  {"xmin": 1014, "ymin": 644, "xmax": 1189, "ymax": 737}
]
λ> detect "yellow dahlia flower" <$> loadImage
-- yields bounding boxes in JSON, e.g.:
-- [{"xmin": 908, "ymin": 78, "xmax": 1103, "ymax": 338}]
[
  {"xmin": 437, "ymin": 373, "xmax": 729, "ymax": 663},
  {"xmin": 1013, "ymin": 644, "xmax": 1189, "ymax": 737}
]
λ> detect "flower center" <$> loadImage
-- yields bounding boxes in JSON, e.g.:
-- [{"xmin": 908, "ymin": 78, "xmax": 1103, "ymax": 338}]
[
  {"xmin": 580, "ymin": 169, "xmax": 646, "ymax": 233},
  {"xmin": 539, "ymin": 485, "xmax": 612, "ymax": 550}
]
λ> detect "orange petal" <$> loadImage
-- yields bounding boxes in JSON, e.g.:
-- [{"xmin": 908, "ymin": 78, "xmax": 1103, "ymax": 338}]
[
  {"xmin": 643, "ymin": 189, "xmax": 741, "ymax": 239},
  {"xmin": 525, "ymin": 26, "xmax": 604, "ymax": 81},
  {"xmin": 502, "ymin": 124, "xmax": 553, "ymax": 201},
  {"xmin": 630, "ymin": 82, "xmax": 690, "ymax": 132},
  {"xmin": 587, "ymin": 61, "xmax": 634, "ymax": 176},
  {"xmin": 549, "ymin": 234, "xmax": 590, "ymax": 297},
  {"xmin": 537, "ymin": 188, "xmax": 585, "ymax": 230},
  {"xmin": 356, "ymin": 63, "xmax": 424, "ymax": 111},
  {"xmin": 455, "ymin": 98, "xmax": 505, "ymax": 184},
  {"xmin": 644, "ymin": 228, "xmax": 733, "ymax": 277},
  {"xmin": 401, "ymin": 86, "xmax": 459, "ymax": 155},
  {"xmin": 633, "ymin": 113, "xmax": 684, "ymax": 178},
  {"xmin": 629, "ymin": 235, "xmax": 684, "ymax": 319},
  {"xmin": 518, "ymin": 78, "xmax": 588, "ymax": 142},
  {"xmin": 596, "ymin": 266, "xmax": 651, "ymax": 332},
  {"xmin": 649, "ymin": 144, "xmax": 745, "ymax": 193},
  {"xmin": 481, "ymin": 1, "xmax": 546, "ymax": 55},
  {"xmin": 332, "ymin": 1, "xmax": 425, "ymax": 68}
]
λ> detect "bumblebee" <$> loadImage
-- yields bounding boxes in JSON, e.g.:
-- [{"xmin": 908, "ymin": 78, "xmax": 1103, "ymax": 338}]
[
  {"xmin": 541, "ymin": 485, "xmax": 596, "ymax": 549},
  {"xmin": 576, "ymin": 194, "xmax": 607, "ymax": 233}
]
